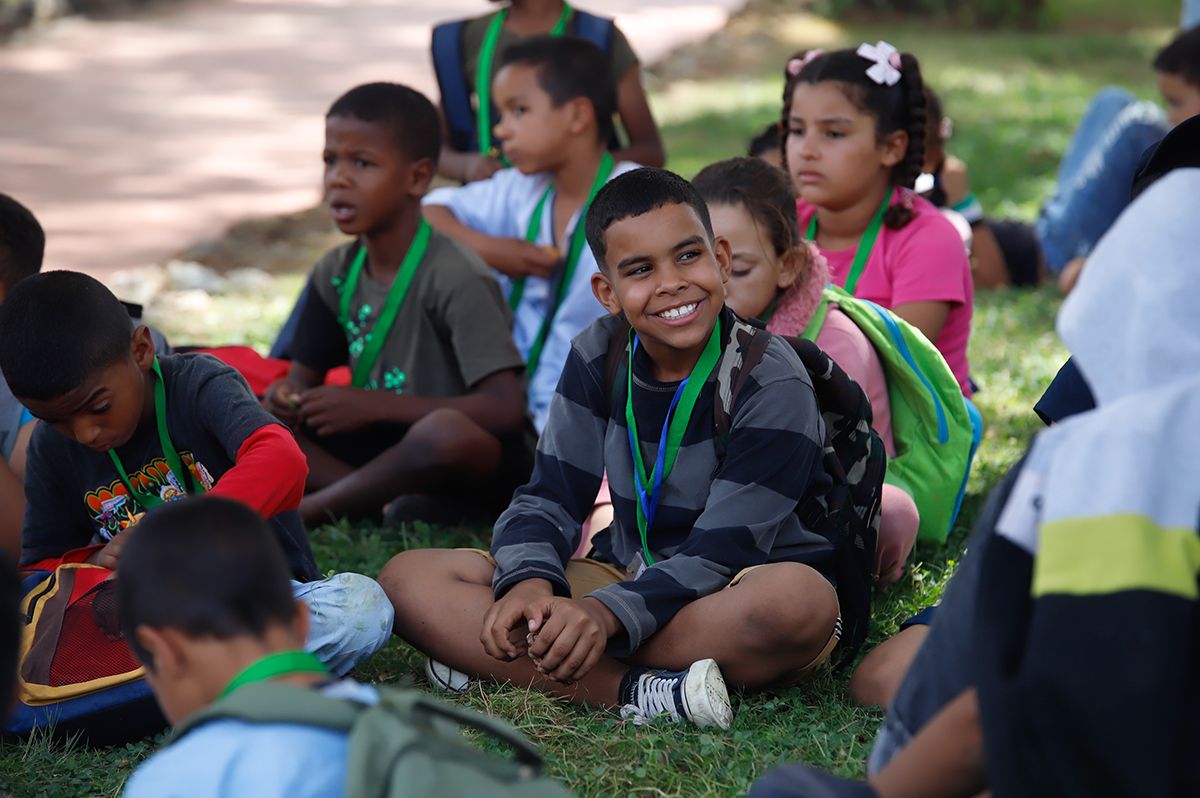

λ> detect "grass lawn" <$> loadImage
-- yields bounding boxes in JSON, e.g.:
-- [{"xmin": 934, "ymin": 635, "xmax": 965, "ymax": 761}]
[{"xmin": 0, "ymin": 2, "xmax": 1178, "ymax": 795}]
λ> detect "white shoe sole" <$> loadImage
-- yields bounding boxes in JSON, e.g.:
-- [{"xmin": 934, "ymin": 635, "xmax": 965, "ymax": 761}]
[
  {"xmin": 680, "ymin": 658, "xmax": 734, "ymax": 729},
  {"xmin": 424, "ymin": 657, "xmax": 472, "ymax": 694}
]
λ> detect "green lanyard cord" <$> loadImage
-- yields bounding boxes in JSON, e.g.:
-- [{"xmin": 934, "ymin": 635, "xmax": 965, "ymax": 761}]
[
  {"xmin": 800, "ymin": 295, "xmax": 831, "ymax": 342},
  {"xmin": 510, "ymin": 152, "xmax": 615, "ymax": 377},
  {"xmin": 475, "ymin": 3, "xmax": 573, "ymax": 159},
  {"xmin": 804, "ymin": 186, "xmax": 893, "ymax": 296},
  {"xmin": 107, "ymin": 357, "xmax": 204, "ymax": 511},
  {"xmin": 219, "ymin": 651, "xmax": 330, "ymax": 699},
  {"xmin": 338, "ymin": 221, "xmax": 432, "ymax": 389},
  {"xmin": 625, "ymin": 318, "xmax": 723, "ymax": 567}
]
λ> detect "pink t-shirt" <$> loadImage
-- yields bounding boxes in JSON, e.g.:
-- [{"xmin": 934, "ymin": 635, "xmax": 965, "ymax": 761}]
[{"xmin": 797, "ymin": 190, "xmax": 974, "ymax": 395}]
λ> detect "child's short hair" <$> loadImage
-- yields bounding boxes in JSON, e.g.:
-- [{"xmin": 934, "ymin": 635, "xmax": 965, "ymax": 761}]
[
  {"xmin": 327, "ymin": 82, "xmax": 442, "ymax": 167},
  {"xmin": 117, "ymin": 497, "xmax": 298, "ymax": 669},
  {"xmin": 783, "ymin": 44, "xmax": 927, "ymax": 224},
  {"xmin": 585, "ymin": 168, "xmax": 714, "ymax": 269},
  {"xmin": 0, "ymin": 553, "xmax": 19, "ymax": 702},
  {"xmin": 747, "ymin": 122, "xmax": 782, "ymax": 159},
  {"xmin": 693, "ymin": 157, "xmax": 799, "ymax": 258},
  {"xmin": 0, "ymin": 193, "xmax": 45, "ymax": 292},
  {"xmin": 497, "ymin": 36, "xmax": 617, "ymax": 145},
  {"xmin": 1154, "ymin": 24, "xmax": 1200, "ymax": 85},
  {"xmin": 0, "ymin": 271, "xmax": 136, "ymax": 401}
]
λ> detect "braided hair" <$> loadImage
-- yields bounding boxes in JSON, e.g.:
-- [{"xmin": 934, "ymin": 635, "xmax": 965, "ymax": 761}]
[{"xmin": 780, "ymin": 45, "xmax": 927, "ymax": 230}]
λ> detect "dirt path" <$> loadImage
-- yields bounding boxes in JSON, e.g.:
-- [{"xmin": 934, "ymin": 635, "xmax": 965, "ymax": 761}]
[{"xmin": 0, "ymin": 0, "xmax": 742, "ymax": 276}]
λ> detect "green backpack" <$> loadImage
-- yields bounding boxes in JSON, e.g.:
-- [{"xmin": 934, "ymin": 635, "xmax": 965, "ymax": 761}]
[
  {"xmin": 172, "ymin": 681, "xmax": 574, "ymax": 798},
  {"xmin": 804, "ymin": 285, "xmax": 982, "ymax": 543}
]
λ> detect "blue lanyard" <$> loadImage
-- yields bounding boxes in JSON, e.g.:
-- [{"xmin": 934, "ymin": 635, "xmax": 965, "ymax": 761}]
[{"xmin": 625, "ymin": 338, "xmax": 690, "ymax": 545}]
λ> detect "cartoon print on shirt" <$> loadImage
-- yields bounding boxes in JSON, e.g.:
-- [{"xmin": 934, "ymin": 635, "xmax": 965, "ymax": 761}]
[{"xmin": 85, "ymin": 452, "xmax": 215, "ymax": 538}]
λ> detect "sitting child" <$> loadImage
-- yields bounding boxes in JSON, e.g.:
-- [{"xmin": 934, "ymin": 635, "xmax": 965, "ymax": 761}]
[
  {"xmin": 0, "ymin": 271, "xmax": 392, "ymax": 677},
  {"xmin": 432, "ymin": 0, "xmax": 663, "ymax": 183},
  {"xmin": 784, "ymin": 42, "xmax": 975, "ymax": 395},
  {"xmin": 262, "ymin": 82, "xmax": 531, "ymax": 526},
  {"xmin": 422, "ymin": 36, "xmax": 642, "ymax": 432},
  {"xmin": 693, "ymin": 156, "xmax": 918, "ymax": 585},
  {"xmin": 382, "ymin": 168, "xmax": 842, "ymax": 729}
]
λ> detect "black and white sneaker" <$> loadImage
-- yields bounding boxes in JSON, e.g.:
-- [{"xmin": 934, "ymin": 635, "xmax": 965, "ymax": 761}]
[
  {"xmin": 618, "ymin": 658, "xmax": 733, "ymax": 729},
  {"xmin": 424, "ymin": 657, "xmax": 474, "ymax": 694}
]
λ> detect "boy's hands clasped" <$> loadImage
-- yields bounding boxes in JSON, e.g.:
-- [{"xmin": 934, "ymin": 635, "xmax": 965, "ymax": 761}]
[
  {"xmin": 482, "ymin": 578, "xmax": 619, "ymax": 684},
  {"xmin": 264, "ymin": 380, "xmax": 387, "ymax": 436}
]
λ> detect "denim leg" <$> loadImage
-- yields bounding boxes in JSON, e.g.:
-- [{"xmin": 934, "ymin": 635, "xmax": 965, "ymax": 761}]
[
  {"xmin": 1036, "ymin": 87, "xmax": 1168, "ymax": 272},
  {"xmin": 292, "ymin": 573, "xmax": 395, "ymax": 676},
  {"xmin": 1184, "ymin": 0, "xmax": 1200, "ymax": 28}
]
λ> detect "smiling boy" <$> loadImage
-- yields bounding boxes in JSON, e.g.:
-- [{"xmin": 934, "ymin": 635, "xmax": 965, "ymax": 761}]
[
  {"xmin": 382, "ymin": 168, "xmax": 840, "ymax": 729},
  {"xmin": 422, "ymin": 36, "xmax": 641, "ymax": 432},
  {"xmin": 0, "ymin": 271, "xmax": 392, "ymax": 678},
  {"xmin": 263, "ymin": 83, "xmax": 532, "ymax": 525}
]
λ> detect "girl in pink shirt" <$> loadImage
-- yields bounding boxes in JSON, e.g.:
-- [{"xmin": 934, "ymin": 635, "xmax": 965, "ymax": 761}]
[
  {"xmin": 694, "ymin": 156, "xmax": 917, "ymax": 584},
  {"xmin": 782, "ymin": 42, "xmax": 975, "ymax": 395}
]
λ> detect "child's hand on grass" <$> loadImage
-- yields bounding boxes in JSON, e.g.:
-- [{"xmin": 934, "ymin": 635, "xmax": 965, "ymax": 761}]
[
  {"xmin": 481, "ymin": 578, "xmax": 555, "ymax": 661},
  {"xmin": 297, "ymin": 386, "xmax": 379, "ymax": 436},
  {"xmin": 264, "ymin": 379, "xmax": 304, "ymax": 426},
  {"xmin": 525, "ymin": 597, "xmax": 618, "ymax": 684},
  {"xmin": 486, "ymin": 239, "xmax": 561, "ymax": 279}
]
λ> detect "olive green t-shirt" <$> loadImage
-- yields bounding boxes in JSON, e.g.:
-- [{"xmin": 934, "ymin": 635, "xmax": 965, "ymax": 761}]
[
  {"xmin": 293, "ymin": 230, "xmax": 524, "ymax": 397},
  {"xmin": 460, "ymin": 8, "xmax": 639, "ymax": 91}
]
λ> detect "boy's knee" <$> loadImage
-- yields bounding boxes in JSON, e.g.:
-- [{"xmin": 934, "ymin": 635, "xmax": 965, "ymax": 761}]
[
  {"xmin": 744, "ymin": 563, "xmax": 839, "ymax": 651},
  {"xmin": 379, "ymin": 548, "xmax": 493, "ymax": 600},
  {"xmin": 297, "ymin": 572, "xmax": 394, "ymax": 676},
  {"xmin": 404, "ymin": 409, "xmax": 498, "ymax": 472}
]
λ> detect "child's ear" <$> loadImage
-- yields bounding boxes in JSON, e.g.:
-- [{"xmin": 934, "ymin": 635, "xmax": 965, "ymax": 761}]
[
  {"xmin": 590, "ymin": 271, "xmax": 622, "ymax": 317},
  {"xmin": 130, "ymin": 325, "xmax": 155, "ymax": 370},
  {"xmin": 880, "ymin": 129, "xmax": 909, "ymax": 169},
  {"xmin": 135, "ymin": 625, "xmax": 182, "ymax": 677},
  {"xmin": 777, "ymin": 246, "xmax": 805, "ymax": 291},
  {"xmin": 407, "ymin": 157, "xmax": 437, "ymax": 198},
  {"xmin": 712, "ymin": 235, "xmax": 733, "ymax": 284},
  {"xmin": 565, "ymin": 97, "xmax": 597, "ymax": 137}
]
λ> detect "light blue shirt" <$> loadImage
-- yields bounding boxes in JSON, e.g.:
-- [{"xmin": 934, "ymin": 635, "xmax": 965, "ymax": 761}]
[
  {"xmin": 423, "ymin": 161, "xmax": 640, "ymax": 432},
  {"xmin": 123, "ymin": 681, "xmax": 377, "ymax": 797}
]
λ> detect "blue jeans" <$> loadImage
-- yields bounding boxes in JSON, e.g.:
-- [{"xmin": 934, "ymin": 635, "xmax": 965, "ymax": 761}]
[
  {"xmin": 1036, "ymin": 87, "xmax": 1168, "ymax": 273},
  {"xmin": 292, "ymin": 573, "xmax": 394, "ymax": 677},
  {"xmin": 1185, "ymin": 0, "xmax": 1200, "ymax": 27}
]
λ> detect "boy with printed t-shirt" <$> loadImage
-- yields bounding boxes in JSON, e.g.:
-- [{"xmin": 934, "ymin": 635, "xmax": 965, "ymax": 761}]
[
  {"xmin": 383, "ymin": 168, "xmax": 840, "ymax": 730},
  {"xmin": 423, "ymin": 36, "xmax": 641, "ymax": 432},
  {"xmin": 263, "ymin": 83, "xmax": 531, "ymax": 526},
  {"xmin": 0, "ymin": 271, "xmax": 392, "ymax": 677}
]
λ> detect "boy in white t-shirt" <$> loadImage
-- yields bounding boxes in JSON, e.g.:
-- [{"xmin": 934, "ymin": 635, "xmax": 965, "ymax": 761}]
[{"xmin": 423, "ymin": 36, "xmax": 640, "ymax": 431}]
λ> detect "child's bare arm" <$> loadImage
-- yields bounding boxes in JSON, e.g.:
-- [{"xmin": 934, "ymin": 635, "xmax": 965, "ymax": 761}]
[
  {"xmin": 0, "ymin": 458, "xmax": 23, "ymax": 560},
  {"xmin": 870, "ymin": 688, "xmax": 986, "ymax": 798},
  {"xmin": 423, "ymin": 205, "xmax": 558, "ymax": 278},
  {"xmin": 612, "ymin": 66, "xmax": 665, "ymax": 168}
]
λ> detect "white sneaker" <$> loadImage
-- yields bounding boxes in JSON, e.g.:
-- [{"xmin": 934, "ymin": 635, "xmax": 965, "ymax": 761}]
[
  {"xmin": 618, "ymin": 658, "xmax": 733, "ymax": 729},
  {"xmin": 424, "ymin": 657, "xmax": 474, "ymax": 694}
]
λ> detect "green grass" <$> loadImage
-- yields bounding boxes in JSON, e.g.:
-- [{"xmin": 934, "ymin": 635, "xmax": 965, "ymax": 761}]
[{"xmin": 0, "ymin": 5, "xmax": 1172, "ymax": 795}]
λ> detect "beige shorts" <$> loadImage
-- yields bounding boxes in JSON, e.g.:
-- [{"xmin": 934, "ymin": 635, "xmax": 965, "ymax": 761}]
[{"xmin": 462, "ymin": 549, "xmax": 839, "ymax": 679}]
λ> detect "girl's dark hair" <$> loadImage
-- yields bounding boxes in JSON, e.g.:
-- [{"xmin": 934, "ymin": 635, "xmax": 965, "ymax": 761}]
[
  {"xmin": 693, "ymin": 157, "xmax": 799, "ymax": 258},
  {"xmin": 781, "ymin": 46, "xmax": 927, "ymax": 229}
]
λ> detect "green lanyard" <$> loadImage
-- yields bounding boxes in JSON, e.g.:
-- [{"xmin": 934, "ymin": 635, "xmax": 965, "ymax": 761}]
[
  {"xmin": 805, "ymin": 187, "xmax": 893, "ymax": 296},
  {"xmin": 107, "ymin": 358, "xmax": 203, "ymax": 510},
  {"xmin": 338, "ymin": 221, "xmax": 432, "ymax": 389},
  {"xmin": 509, "ymin": 152, "xmax": 615, "ymax": 378},
  {"xmin": 476, "ymin": 3, "xmax": 573, "ymax": 159},
  {"xmin": 800, "ymin": 296, "xmax": 831, "ymax": 341},
  {"xmin": 625, "ymin": 319, "xmax": 723, "ymax": 567},
  {"xmin": 219, "ymin": 650, "xmax": 330, "ymax": 699}
]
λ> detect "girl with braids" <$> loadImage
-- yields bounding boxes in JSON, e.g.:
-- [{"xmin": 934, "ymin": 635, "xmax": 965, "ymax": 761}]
[
  {"xmin": 694, "ymin": 156, "xmax": 919, "ymax": 585},
  {"xmin": 783, "ymin": 42, "xmax": 975, "ymax": 395}
]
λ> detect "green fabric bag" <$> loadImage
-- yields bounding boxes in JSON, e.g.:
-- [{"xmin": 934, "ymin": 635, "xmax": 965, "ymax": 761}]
[
  {"xmin": 804, "ymin": 285, "xmax": 980, "ymax": 543},
  {"xmin": 172, "ymin": 681, "xmax": 575, "ymax": 798}
]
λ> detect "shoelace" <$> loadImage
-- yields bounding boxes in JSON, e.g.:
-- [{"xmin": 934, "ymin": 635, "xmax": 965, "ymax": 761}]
[{"xmin": 632, "ymin": 672, "xmax": 682, "ymax": 721}]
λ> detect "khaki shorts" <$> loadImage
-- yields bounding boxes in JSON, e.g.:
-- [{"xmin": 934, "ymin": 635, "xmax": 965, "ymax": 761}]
[{"xmin": 462, "ymin": 549, "xmax": 839, "ymax": 680}]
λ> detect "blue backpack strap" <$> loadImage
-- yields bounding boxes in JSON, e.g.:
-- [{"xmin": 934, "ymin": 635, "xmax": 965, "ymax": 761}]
[
  {"xmin": 569, "ymin": 9, "xmax": 615, "ymax": 53},
  {"xmin": 431, "ymin": 20, "xmax": 476, "ymax": 152}
]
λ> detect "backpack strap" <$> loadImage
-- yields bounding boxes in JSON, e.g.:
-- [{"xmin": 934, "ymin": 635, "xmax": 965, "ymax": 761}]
[
  {"xmin": 171, "ymin": 681, "xmax": 363, "ymax": 743},
  {"xmin": 431, "ymin": 20, "xmax": 476, "ymax": 152},
  {"xmin": 712, "ymin": 318, "xmax": 772, "ymax": 458},
  {"xmin": 569, "ymin": 9, "xmax": 615, "ymax": 53}
]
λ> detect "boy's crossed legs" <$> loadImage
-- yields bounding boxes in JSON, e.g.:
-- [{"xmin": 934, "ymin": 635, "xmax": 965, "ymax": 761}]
[{"xmin": 381, "ymin": 548, "xmax": 839, "ymax": 722}]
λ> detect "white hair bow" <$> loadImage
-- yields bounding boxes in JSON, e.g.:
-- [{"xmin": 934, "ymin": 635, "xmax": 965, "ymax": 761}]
[{"xmin": 856, "ymin": 40, "xmax": 902, "ymax": 86}]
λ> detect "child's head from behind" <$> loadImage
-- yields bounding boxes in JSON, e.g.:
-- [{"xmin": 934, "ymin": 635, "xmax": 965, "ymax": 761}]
[
  {"xmin": 117, "ymin": 496, "xmax": 306, "ymax": 724},
  {"xmin": 693, "ymin": 157, "xmax": 813, "ymax": 321},
  {"xmin": 585, "ymin": 168, "xmax": 729, "ymax": 368},
  {"xmin": 783, "ymin": 43, "xmax": 926, "ymax": 223},
  {"xmin": 324, "ymin": 82, "xmax": 441, "ymax": 238},
  {"xmin": 493, "ymin": 36, "xmax": 616, "ymax": 173},
  {"xmin": 0, "ymin": 193, "xmax": 45, "ymax": 302},
  {"xmin": 0, "ymin": 271, "xmax": 153, "ymax": 452},
  {"xmin": 747, "ymin": 122, "xmax": 784, "ymax": 170},
  {"xmin": 1154, "ymin": 25, "xmax": 1200, "ymax": 127}
]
